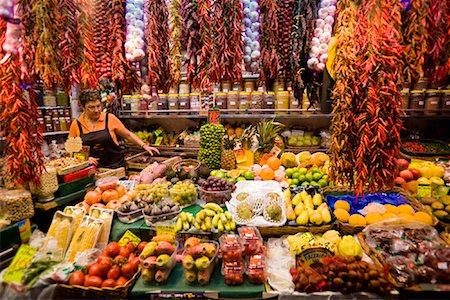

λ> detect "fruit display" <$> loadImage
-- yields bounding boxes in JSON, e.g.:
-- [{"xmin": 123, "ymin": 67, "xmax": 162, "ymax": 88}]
[
  {"xmin": 292, "ymin": 256, "xmax": 393, "ymax": 295},
  {"xmin": 363, "ymin": 221, "xmax": 450, "ymax": 287},
  {"xmin": 328, "ymin": 193, "xmax": 435, "ymax": 227},
  {"xmin": 65, "ymin": 216, "xmax": 104, "ymax": 262},
  {"xmin": 238, "ymin": 227, "xmax": 265, "ymax": 256},
  {"xmin": 246, "ymin": 255, "xmax": 267, "ymax": 285},
  {"xmin": 140, "ymin": 237, "xmax": 178, "ymax": 284},
  {"xmin": 419, "ymin": 195, "xmax": 450, "ymax": 223},
  {"xmin": 134, "ymin": 182, "xmax": 171, "ymax": 203},
  {"xmin": 220, "ymin": 234, "xmax": 245, "ymax": 286},
  {"xmin": 78, "ymin": 178, "xmax": 126, "ymax": 213},
  {"xmin": 221, "ymin": 135, "xmax": 237, "ymax": 170},
  {"xmin": 253, "ymin": 120, "xmax": 285, "ymax": 164},
  {"xmin": 66, "ymin": 241, "xmax": 142, "ymax": 288},
  {"xmin": 175, "ymin": 212, "xmax": 195, "ymax": 232},
  {"xmin": 284, "ymin": 131, "xmax": 321, "ymax": 148},
  {"xmin": 194, "ymin": 204, "xmax": 236, "ymax": 233},
  {"xmin": 143, "ymin": 199, "xmax": 181, "ymax": 226},
  {"xmin": 199, "ymin": 177, "xmax": 236, "ymax": 206},
  {"xmin": 198, "ymin": 123, "xmax": 225, "ymax": 170},
  {"xmin": 181, "ymin": 237, "xmax": 218, "ymax": 285},
  {"xmin": 285, "ymin": 188, "xmax": 332, "ymax": 226},
  {"xmin": 210, "ymin": 169, "xmax": 255, "ymax": 184},
  {"xmin": 166, "ymin": 162, "xmax": 210, "ymax": 185},
  {"xmin": 285, "ymin": 165, "xmax": 328, "ymax": 188},
  {"xmin": 169, "ymin": 180, "xmax": 198, "ymax": 205}
]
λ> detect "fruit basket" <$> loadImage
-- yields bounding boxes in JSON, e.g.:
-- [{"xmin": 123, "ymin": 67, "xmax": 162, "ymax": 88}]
[
  {"xmin": 171, "ymin": 159, "xmax": 201, "ymax": 173},
  {"xmin": 400, "ymin": 139, "xmax": 450, "ymax": 157},
  {"xmin": 198, "ymin": 187, "xmax": 233, "ymax": 207},
  {"xmin": 182, "ymin": 240, "xmax": 219, "ymax": 286},
  {"xmin": 116, "ymin": 208, "xmax": 143, "ymax": 224}
]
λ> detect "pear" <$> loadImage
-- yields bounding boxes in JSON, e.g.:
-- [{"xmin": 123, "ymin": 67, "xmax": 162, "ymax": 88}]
[
  {"xmin": 294, "ymin": 203, "xmax": 305, "ymax": 216},
  {"xmin": 292, "ymin": 194, "xmax": 302, "ymax": 206},
  {"xmin": 299, "ymin": 190, "xmax": 309, "ymax": 201},
  {"xmin": 304, "ymin": 196, "xmax": 314, "ymax": 210},
  {"xmin": 312, "ymin": 194, "xmax": 323, "ymax": 207},
  {"xmin": 309, "ymin": 211, "xmax": 323, "ymax": 225},
  {"xmin": 321, "ymin": 208, "xmax": 332, "ymax": 224},
  {"xmin": 296, "ymin": 210, "xmax": 309, "ymax": 225}
]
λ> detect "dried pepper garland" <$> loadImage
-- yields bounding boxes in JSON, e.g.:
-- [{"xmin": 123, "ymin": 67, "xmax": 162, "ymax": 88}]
[
  {"xmin": 259, "ymin": 0, "xmax": 279, "ymax": 86},
  {"xmin": 181, "ymin": 0, "xmax": 201, "ymax": 86},
  {"xmin": 59, "ymin": 0, "xmax": 81, "ymax": 91},
  {"xmin": 424, "ymin": 0, "xmax": 449, "ymax": 84},
  {"xmin": 0, "ymin": 20, "xmax": 44, "ymax": 186},
  {"xmin": 16, "ymin": 0, "xmax": 36, "ymax": 83},
  {"xmin": 93, "ymin": 0, "xmax": 113, "ymax": 79},
  {"xmin": 196, "ymin": 0, "xmax": 213, "ymax": 90},
  {"xmin": 146, "ymin": 0, "xmax": 172, "ymax": 92},
  {"xmin": 330, "ymin": 0, "xmax": 404, "ymax": 196},
  {"xmin": 31, "ymin": 0, "xmax": 63, "ymax": 88},
  {"xmin": 210, "ymin": 0, "xmax": 243, "ymax": 82},
  {"xmin": 78, "ymin": 0, "xmax": 98, "ymax": 88},
  {"xmin": 169, "ymin": 0, "xmax": 182, "ymax": 85},
  {"xmin": 401, "ymin": 0, "xmax": 427, "ymax": 88},
  {"xmin": 276, "ymin": 0, "xmax": 295, "ymax": 80}
]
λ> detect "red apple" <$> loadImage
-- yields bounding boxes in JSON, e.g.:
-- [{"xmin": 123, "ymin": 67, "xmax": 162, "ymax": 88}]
[
  {"xmin": 399, "ymin": 169, "xmax": 414, "ymax": 182},
  {"xmin": 409, "ymin": 168, "xmax": 421, "ymax": 180},
  {"xmin": 396, "ymin": 158, "xmax": 409, "ymax": 171},
  {"xmin": 394, "ymin": 177, "xmax": 406, "ymax": 185}
]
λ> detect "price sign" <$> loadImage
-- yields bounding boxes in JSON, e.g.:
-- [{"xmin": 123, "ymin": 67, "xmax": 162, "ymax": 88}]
[
  {"xmin": 297, "ymin": 247, "xmax": 333, "ymax": 268},
  {"xmin": 118, "ymin": 230, "xmax": 141, "ymax": 247},
  {"xmin": 154, "ymin": 136, "xmax": 163, "ymax": 146},
  {"xmin": 3, "ymin": 244, "xmax": 37, "ymax": 283},
  {"xmin": 17, "ymin": 219, "xmax": 31, "ymax": 243},
  {"xmin": 118, "ymin": 180, "xmax": 135, "ymax": 191},
  {"xmin": 156, "ymin": 225, "xmax": 177, "ymax": 237},
  {"xmin": 65, "ymin": 137, "xmax": 83, "ymax": 154}
]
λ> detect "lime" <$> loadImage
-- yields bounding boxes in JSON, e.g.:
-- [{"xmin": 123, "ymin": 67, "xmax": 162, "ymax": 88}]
[
  {"xmin": 243, "ymin": 171, "xmax": 255, "ymax": 180},
  {"xmin": 318, "ymin": 179, "xmax": 328, "ymax": 187},
  {"xmin": 310, "ymin": 181, "xmax": 319, "ymax": 186},
  {"xmin": 322, "ymin": 175, "xmax": 328, "ymax": 181},
  {"xmin": 216, "ymin": 171, "xmax": 226, "ymax": 179},
  {"xmin": 311, "ymin": 167, "xmax": 320, "ymax": 174},
  {"xmin": 305, "ymin": 173, "xmax": 314, "ymax": 182},
  {"xmin": 301, "ymin": 181, "xmax": 310, "ymax": 187},
  {"xmin": 210, "ymin": 170, "xmax": 219, "ymax": 176},
  {"xmin": 228, "ymin": 178, "xmax": 237, "ymax": 184},
  {"xmin": 292, "ymin": 167, "xmax": 300, "ymax": 173},
  {"xmin": 313, "ymin": 172, "xmax": 323, "ymax": 181},
  {"xmin": 285, "ymin": 168, "xmax": 294, "ymax": 178},
  {"xmin": 237, "ymin": 177, "xmax": 246, "ymax": 182},
  {"xmin": 299, "ymin": 167, "xmax": 308, "ymax": 175},
  {"xmin": 298, "ymin": 174, "xmax": 306, "ymax": 183},
  {"xmin": 292, "ymin": 178, "xmax": 299, "ymax": 186},
  {"xmin": 287, "ymin": 178, "xmax": 293, "ymax": 185},
  {"xmin": 292, "ymin": 172, "xmax": 300, "ymax": 179},
  {"xmin": 290, "ymin": 184, "xmax": 297, "ymax": 188}
]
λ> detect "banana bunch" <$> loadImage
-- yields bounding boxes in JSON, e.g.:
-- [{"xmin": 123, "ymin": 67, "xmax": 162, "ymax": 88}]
[
  {"xmin": 194, "ymin": 203, "xmax": 236, "ymax": 233},
  {"xmin": 175, "ymin": 212, "xmax": 195, "ymax": 232}
]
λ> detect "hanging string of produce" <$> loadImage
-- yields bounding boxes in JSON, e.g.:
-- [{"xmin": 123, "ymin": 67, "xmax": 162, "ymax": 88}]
[
  {"xmin": 276, "ymin": 0, "xmax": 295, "ymax": 81},
  {"xmin": 169, "ymin": 0, "xmax": 182, "ymax": 86},
  {"xmin": 196, "ymin": 0, "xmax": 213, "ymax": 90},
  {"xmin": 58, "ymin": 0, "xmax": 81, "ymax": 92},
  {"xmin": 259, "ymin": 0, "xmax": 279, "ymax": 86},
  {"xmin": 78, "ymin": 0, "xmax": 98, "ymax": 88},
  {"xmin": 145, "ymin": 0, "xmax": 172, "ymax": 92},
  {"xmin": 93, "ymin": 0, "xmax": 112, "ymax": 79},
  {"xmin": 330, "ymin": 0, "xmax": 404, "ymax": 196},
  {"xmin": 424, "ymin": 0, "xmax": 449, "ymax": 85},
  {"xmin": 31, "ymin": 0, "xmax": 63, "ymax": 89},
  {"xmin": 400, "ymin": 0, "xmax": 427, "ymax": 89},
  {"xmin": 210, "ymin": 0, "xmax": 243, "ymax": 83},
  {"xmin": 16, "ymin": 0, "xmax": 36, "ymax": 83},
  {"xmin": 125, "ymin": 0, "xmax": 145, "ymax": 63},
  {"xmin": 0, "ymin": 16, "xmax": 44, "ymax": 186},
  {"xmin": 242, "ymin": 0, "xmax": 261, "ymax": 74},
  {"xmin": 181, "ymin": 0, "xmax": 201, "ymax": 86}
]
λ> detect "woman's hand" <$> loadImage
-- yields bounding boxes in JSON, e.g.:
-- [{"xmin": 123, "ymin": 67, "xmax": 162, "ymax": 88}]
[
  {"xmin": 88, "ymin": 156, "xmax": 99, "ymax": 166},
  {"xmin": 143, "ymin": 144, "xmax": 160, "ymax": 155}
]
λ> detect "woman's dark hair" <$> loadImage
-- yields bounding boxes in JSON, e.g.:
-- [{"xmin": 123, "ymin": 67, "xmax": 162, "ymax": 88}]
[{"xmin": 79, "ymin": 90, "xmax": 101, "ymax": 107}]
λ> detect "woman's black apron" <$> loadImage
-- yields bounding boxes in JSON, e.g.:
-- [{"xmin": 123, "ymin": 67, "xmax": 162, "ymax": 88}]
[{"xmin": 77, "ymin": 113, "xmax": 125, "ymax": 168}]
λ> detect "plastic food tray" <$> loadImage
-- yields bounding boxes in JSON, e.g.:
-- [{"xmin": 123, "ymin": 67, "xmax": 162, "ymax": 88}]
[
  {"xmin": 116, "ymin": 209, "xmax": 143, "ymax": 224},
  {"xmin": 400, "ymin": 139, "xmax": 450, "ymax": 156},
  {"xmin": 139, "ymin": 241, "xmax": 179, "ymax": 284},
  {"xmin": 181, "ymin": 240, "xmax": 219, "ymax": 286},
  {"xmin": 198, "ymin": 187, "xmax": 233, "ymax": 207},
  {"xmin": 143, "ymin": 208, "xmax": 181, "ymax": 226}
]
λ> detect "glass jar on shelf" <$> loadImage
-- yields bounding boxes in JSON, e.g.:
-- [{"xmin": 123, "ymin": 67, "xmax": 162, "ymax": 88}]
[
  {"xmin": 251, "ymin": 91, "xmax": 263, "ymax": 114},
  {"xmin": 275, "ymin": 91, "xmax": 289, "ymax": 114},
  {"xmin": 301, "ymin": 91, "xmax": 313, "ymax": 114},
  {"xmin": 244, "ymin": 79, "xmax": 255, "ymax": 93},
  {"xmin": 179, "ymin": 81, "xmax": 190, "ymax": 94},
  {"xmin": 52, "ymin": 117, "xmax": 61, "ymax": 132},
  {"xmin": 441, "ymin": 90, "xmax": 450, "ymax": 111},
  {"xmin": 157, "ymin": 94, "xmax": 169, "ymax": 114},
  {"xmin": 222, "ymin": 81, "xmax": 232, "ymax": 92},
  {"xmin": 179, "ymin": 94, "xmax": 191, "ymax": 112},
  {"xmin": 56, "ymin": 88, "xmax": 69, "ymax": 107},
  {"xmin": 43, "ymin": 89, "xmax": 57, "ymax": 107},
  {"xmin": 273, "ymin": 80, "xmax": 285, "ymax": 92},
  {"xmin": 59, "ymin": 117, "xmax": 67, "ymax": 131},
  {"xmin": 168, "ymin": 94, "xmax": 179, "ymax": 114},
  {"xmin": 190, "ymin": 92, "xmax": 201, "ymax": 113},
  {"xmin": 424, "ymin": 89, "xmax": 440, "ymax": 116},
  {"xmin": 239, "ymin": 92, "xmax": 251, "ymax": 114},
  {"xmin": 227, "ymin": 91, "xmax": 239, "ymax": 114},
  {"xmin": 289, "ymin": 90, "xmax": 300, "ymax": 114},
  {"xmin": 400, "ymin": 89, "xmax": 409, "ymax": 110},
  {"xmin": 232, "ymin": 81, "xmax": 243, "ymax": 92},
  {"xmin": 409, "ymin": 90, "xmax": 425, "ymax": 115},
  {"xmin": 215, "ymin": 92, "xmax": 227, "ymax": 111},
  {"xmin": 263, "ymin": 92, "xmax": 275, "ymax": 113}
]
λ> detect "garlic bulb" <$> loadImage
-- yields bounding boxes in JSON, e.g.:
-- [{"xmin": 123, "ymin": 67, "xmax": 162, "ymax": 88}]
[
  {"xmin": 125, "ymin": 0, "xmax": 146, "ymax": 62},
  {"xmin": 242, "ymin": 0, "xmax": 261, "ymax": 73}
]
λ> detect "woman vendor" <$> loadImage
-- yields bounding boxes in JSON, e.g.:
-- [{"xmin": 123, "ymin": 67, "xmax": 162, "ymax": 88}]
[{"xmin": 69, "ymin": 89, "xmax": 159, "ymax": 168}]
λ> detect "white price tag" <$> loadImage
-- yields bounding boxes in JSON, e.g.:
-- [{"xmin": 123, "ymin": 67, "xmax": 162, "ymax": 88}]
[
  {"xmin": 267, "ymin": 102, "xmax": 273, "ymax": 105},
  {"xmin": 246, "ymin": 88, "xmax": 252, "ymax": 92},
  {"xmin": 438, "ymin": 262, "xmax": 448, "ymax": 270},
  {"xmin": 419, "ymin": 101, "xmax": 424, "ymax": 105},
  {"xmin": 292, "ymin": 101, "xmax": 299, "ymax": 106},
  {"xmin": 230, "ymin": 101, "xmax": 236, "ymax": 106},
  {"xmin": 251, "ymin": 101, "xmax": 257, "ymax": 105},
  {"xmin": 170, "ymin": 102, "xmax": 176, "ymax": 107},
  {"xmin": 223, "ymin": 89, "xmax": 229, "ymax": 92},
  {"xmin": 446, "ymin": 101, "xmax": 450, "ymax": 106}
]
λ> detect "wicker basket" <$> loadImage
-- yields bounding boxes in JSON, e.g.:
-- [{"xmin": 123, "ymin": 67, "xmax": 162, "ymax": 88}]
[
  {"xmin": 257, "ymin": 223, "xmax": 335, "ymax": 237},
  {"xmin": 58, "ymin": 161, "xmax": 90, "ymax": 176},
  {"xmin": 171, "ymin": 159, "xmax": 201, "ymax": 173},
  {"xmin": 53, "ymin": 268, "xmax": 140, "ymax": 299},
  {"xmin": 95, "ymin": 167, "xmax": 126, "ymax": 180}
]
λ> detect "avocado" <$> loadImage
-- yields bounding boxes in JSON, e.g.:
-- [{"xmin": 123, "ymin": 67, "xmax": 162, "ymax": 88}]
[
  {"xmin": 177, "ymin": 168, "xmax": 189, "ymax": 180},
  {"xmin": 431, "ymin": 201, "xmax": 445, "ymax": 210},
  {"xmin": 424, "ymin": 205, "xmax": 433, "ymax": 215},
  {"xmin": 446, "ymin": 205, "xmax": 450, "ymax": 214},
  {"xmin": 433, "ymin": 209, "xmax": 449, "ymax": 220},
  {"xmin": 165, "ymin": 167, "xmax": 176, "ymax": 180},
  {"xmin": 198, "ymin": 163, "xmax": 210, "ymax": 179},
  {"xmin": 188, "ymin": 169, "xmax": 199, "ymax": 181}
]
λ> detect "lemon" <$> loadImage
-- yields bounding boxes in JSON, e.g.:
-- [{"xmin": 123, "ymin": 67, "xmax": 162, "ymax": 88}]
[
  {"xmin": 413, "ymin": 212, "xmax": 433, "ymax": 225},
  {"xmin": 398, "ymin": 204, "xmax": 414, "ymax": 215},
  {"xmin": 384, "ymin": 204, "xmax": 399, "ymax": 214},
  {"xmin": 348, "ymin": 214, "xmax": 367, "ymax": 226},
  {"xmin": 334, "ymin": 200, "xmax": 351, "ymax": 212},
  {"xmin": 334, "ymin": 208, "xmax": 350, "ymax": 222},
  {"xmin": 365, "ymin": 213, "xmax": 383, "ymax": 225}
]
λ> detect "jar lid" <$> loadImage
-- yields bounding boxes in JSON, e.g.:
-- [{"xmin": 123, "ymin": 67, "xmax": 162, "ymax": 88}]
[
  {"xmin": 252, "ymin": 91, "xmax": 263, "ymax": 95},
  {"xmin": 179, "ymin": 94, "xmax": 190, "ymax": 97},
  {"xmin": 277, "ymin": 91, "xmax": 289, "ymax": 95},
  {"xmin": 168, "ymin": 93, "xmax": 179, "ymax": 97},
  {"xmin": 158, "ymin": 93, "xmax": 168, "ymax": 97},
  {"xmin": 190, "ymin": 92, "xmax": 201, "ymax": 96},
  {"xmin": 267, "ymin": 92, "xmax": 275, "ymax": 95},
  {"xmin": 215, "ymin": 92, "xmax": 227, "ymax": 96},
  {"xmin": 228, "ymin": 91, "xmax": 238, "ymax": 94},
  {"xmin": 240, "ymin": 92, "xmax": 250, "ymax": 95},
  {"xmin": 410, "ymin": 90, "xmax": 424, "ymax": 94},
  {"xmin": 425, "ymin": 89, "xmax": 440, "ymax": 93}
]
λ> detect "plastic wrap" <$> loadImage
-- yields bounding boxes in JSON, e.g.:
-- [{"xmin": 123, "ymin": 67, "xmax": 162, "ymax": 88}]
[
  {"xmin": 42, "ymin": 211, "xmax": 74, "ymax": 258},
  {"xmin": 65, "ymin": 216, "xmax": 103, "ymax": 262},
  {"xmin": 89, "ymin": 207, "xmax": 114, "ymax": 249}
]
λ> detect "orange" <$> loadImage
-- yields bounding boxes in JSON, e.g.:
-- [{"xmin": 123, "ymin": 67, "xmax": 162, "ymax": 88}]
[
  {"xmin": 267, "ymin": 157, "xmax": 281, "ymax": 170},
  {"xmin": 260, "ymin": 167, "xmax": 275, "ymax": 180}
]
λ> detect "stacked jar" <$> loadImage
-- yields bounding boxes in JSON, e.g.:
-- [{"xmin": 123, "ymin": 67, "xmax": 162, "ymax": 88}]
[
  {"xmin": 424, "ymin": 90, "xmax": 440, "ymax": 116},
  {"xmin": 442, "ymin": 90, "xmax": 450, "ymax": 112},
  {"xmin": 409, "ymin": 90, "xmax": 425, "ymax": 115},
  {"xmin": 239, "ymin": 92, "xmax": 251, "ymax": 114},
  {"xmin": 190, "ymin": 91, "xmax": 201, "ymax": 113},
  {"xmin": 275, "ymin": 91, "xmax": 289, "ymax": 114},
  {"xmin": 168, "ymin": 93, "xmax": 179, "ymax": 114},
  {"xmin": 215, "ymin": 92, "xmax": 227, "ymax": 111},
  {"xmin": 227, "ymin": 91, "xmax": 239, "ymax": 113},
  {"xmin": 263, "ymin": 92, "xmax": 275, "ymax": 113},
  {"xmin": 251, "ymin": 91, "xmax": 263, "ymax": 114},
  {"xmin": 157, "ymin": 94, "xmax": 169, "ymax": 114}
]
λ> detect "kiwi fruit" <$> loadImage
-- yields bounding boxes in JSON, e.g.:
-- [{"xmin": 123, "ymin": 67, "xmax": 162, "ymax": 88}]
[{"xmin": 431, "ymin": 201, "xmax": 445, "ymax": 210}]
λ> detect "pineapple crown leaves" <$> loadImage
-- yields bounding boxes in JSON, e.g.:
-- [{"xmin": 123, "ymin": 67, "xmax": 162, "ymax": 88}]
[
  {"xmin": 222, "ymin": 135, "xmax": 237, "ymax": 150},
  {"xmin": 256, "ymin": 119, "xmax": 286, "ymax": 147}
]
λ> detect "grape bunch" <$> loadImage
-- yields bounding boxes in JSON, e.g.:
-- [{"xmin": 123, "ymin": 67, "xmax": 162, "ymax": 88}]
[
  {"xmin": 197, "ymin": 124, "xmax": 225, "ymax": 170},
  {"xmin": 201, "ymin": 177, "xmax": 236, "ymax": 192},
  {"xmin": 134, "ymin": 182, "xmax": 170, "ymax": 203},
  {"xmin": 169, "ymin": 181, "xmax": 198, "ymax": 205}
]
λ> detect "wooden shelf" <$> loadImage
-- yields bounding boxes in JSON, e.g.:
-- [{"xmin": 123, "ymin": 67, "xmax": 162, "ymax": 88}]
[{"xmin": 0, "ymin": 131, "xmax": 69, "ymax": 141}]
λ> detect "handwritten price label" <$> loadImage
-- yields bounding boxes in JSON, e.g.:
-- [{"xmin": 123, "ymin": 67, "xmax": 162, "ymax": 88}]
[
  {"xmin": 118, "ymin": 230, "xmax": 141, "ymax": 247},
  {"xmin": 156, "ymin": 225, "xmax": 177, "ymax": 237},
  {"xmin": 3, "ymin": 244, "xmax": 37, "ymax": 283}
]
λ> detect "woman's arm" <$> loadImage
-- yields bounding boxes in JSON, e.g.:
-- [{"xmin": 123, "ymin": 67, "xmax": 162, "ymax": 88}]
[{"xmin": 116, "ymin": 126, "xmax": 160, "ymax": 155}]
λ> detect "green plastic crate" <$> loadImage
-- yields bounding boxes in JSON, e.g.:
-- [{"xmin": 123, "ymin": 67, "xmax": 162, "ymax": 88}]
[{"xmin": 56, "ymin": 175, "xmax": 94, "ymax": 198}]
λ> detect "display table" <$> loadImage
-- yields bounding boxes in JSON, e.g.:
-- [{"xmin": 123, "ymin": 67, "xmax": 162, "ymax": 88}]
[{"xmin": 129, "ymin": 264, "xmax": 266, "ymax": 299}]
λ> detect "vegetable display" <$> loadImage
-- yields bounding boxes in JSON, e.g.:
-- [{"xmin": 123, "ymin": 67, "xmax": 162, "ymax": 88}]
[
  {"xmin": 242, "ymin": 0, "xmax": 261, "ymax": 73},
  {"xmin": 16, "ymin": 0, "xmax": 36, "ymax": 83},
  {"xmin": 259, "ymin": 0, "xmax": 279, "ymax": 86},
  {"xmin": 93, "ymin": 0, "xmax": 112, "ymax": 79},
  {"xmin": 78, "ymin": 0, "xmax": 99, "ymax": 88},
  {"xmin": 330, "ymin": 0, "xmax": 404, "ymax": 196}
]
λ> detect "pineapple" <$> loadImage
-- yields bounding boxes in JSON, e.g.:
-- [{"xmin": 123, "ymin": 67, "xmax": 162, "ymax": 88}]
[
  {"xmin": 237, "ymin": 126, "xmax": 256, "ymax": 168},
  {"xmin": 254, "ymin": 119, "xmax": 285, "ymax": 164},
  {"xmin": 221, "ymin": 135, "xmax": 237, "ymax": 170}
]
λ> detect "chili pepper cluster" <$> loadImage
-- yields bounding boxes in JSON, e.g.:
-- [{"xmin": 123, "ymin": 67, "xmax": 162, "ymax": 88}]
[
  {"xmin": 330, "ymin": 0, "xmax": 404, "ymax": 197},
  {"xmin": 258, "ymin": 0, "xmax": 279, "ymax": 87},
  {"xmin": 169, "ymin": 0, "xmax": 183, "ymax": 86},
  {"xmin": 181, "ymin": 0, "xmax": 202, "ymax": 88},
  {"xmin": 196, "ymin": 0, "xmax": 213, "ymax": 90}
]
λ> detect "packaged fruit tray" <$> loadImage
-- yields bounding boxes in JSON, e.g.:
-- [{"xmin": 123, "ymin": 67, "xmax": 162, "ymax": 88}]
[
  {"xmin": 116, "ymin": 208, "xmax": 144, "ymax": 224},
  {"xmin": 143, "ymin": 206, "xmax": 181, "ymax": 226},
  {"xmin": 400, "ymin": 139, "xmax": 450, "ymax": 157},
  {"xmin": 324, "ymin": 187, "xmax": 438, "ymax": 235},
  {"xmin": 181, "ymin": 240, "xmax": 219, "ymax": 286},
  {"xmin": 140, "ymin": 240, "xmax": 179, "ymax": 284}
]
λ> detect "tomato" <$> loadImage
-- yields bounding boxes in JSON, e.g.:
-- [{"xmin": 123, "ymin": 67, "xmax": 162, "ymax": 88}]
[
  {"xmin": 126, "ymin": 242, "xmax": 135, "ymax": 253},
  {"xmin": 118, "ymin": 247, "xmax": 131, "ymax": 259},
  {"xmin": 121, "ymin": 263, "xmax": 135, "ymax": 279},
  {"xmin": 129, "ymin": 256, "xmax": 140, "ymax": 272},
  {"xmin": 69, "ymin": 270, "xmax": 85, "ymax": 286},
  {"xmin": 107, "ymin": 266, "xmax": 121, "ymax": 280},
  {"xmin": 88, "ymin": 263, "xmax": 109, "ymax": 278},
  {"xmin": 113, "ymin": 255, "xmax": 128, "ymax": 267},
  {"xmin": 116, "ymin": 276, "xmax": 128, "ymax": 286},
  {"xmin": 106, "ymin": 242, "xmax": 120, "ymax": 257},
  {"xmin": 129, "ymin": 253, "xmax": 136, "ymax": 261},
  {"xmin": 84, "ymin": 275, "xmax": 103, "ymax": 287},
  {"xmin": 137, "ymin": 241, "xmax": 147, "ymax": 254},
  {"xmin": 101, "ymin": 278, "xmax": 116, "ymax": 288},
  {"xmin": 97, "ymin": 255, "xmax": 113, "ymax": 266}
]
